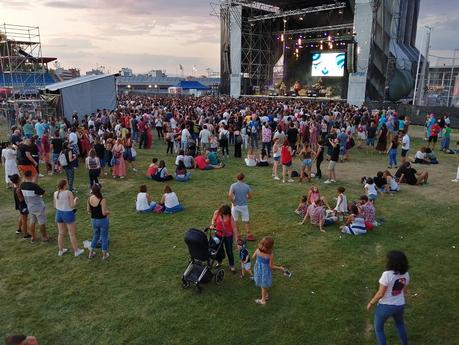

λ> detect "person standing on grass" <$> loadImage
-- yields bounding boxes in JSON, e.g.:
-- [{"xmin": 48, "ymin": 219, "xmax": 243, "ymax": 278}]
[
  {"xmin": 400, "ymin": 130, "xmax": 410, "ymax": 164},
  {"xmin": 112, "ymin": 138, "xmax": 127, "ymax": 179},
  {"xmin": 272, "ymin": 138, "xmax": 281, "ymax": 180},
  {"xmin": 324, "ymin": 138, "xmax": 339, "ymax": 184},
  {"xmin": 252, "ymin": 236, "xmax": 286, "ymax": 305},
  {"xmin": 87, "ymin": 184, "xmax": 110, "ymax": 260},
  {"xmin": 387, "ymin": 135, "xmax": 399, "ymax": 169},
  {"xmin": 85, "ymin": 149, "xmax": 101, "ymax": 189},
  {"xmin": 61, "ymin": 142, "xmax": 77, "ymax": 193},
  {"xmin": 53, "ymin": 179, "xmax": 84, "ymax": 257},
  {"xmin": 315, "ymin": 139, "xmax": 324, "ymax": 179},
  {"xmin": 20, "ymin": 170, "xmax": 49, "ymax": 243},
  {"xmin": 228, "ymin": 173, "xmax": 255, "ymax": 241},
  {"xmin": 10, "ymin": 174, "xmax": 29, "ymax": 238},
  {"xmin": 211, "ymin": 204, "xmax": 240, "ymax": 272},
  {"xmin": 280, "ymin": 140, "xmax": 294, "ymax": 183},
  {"xmin": 368, "ymin": 251, "xmax": 410, "ymax": 345}
]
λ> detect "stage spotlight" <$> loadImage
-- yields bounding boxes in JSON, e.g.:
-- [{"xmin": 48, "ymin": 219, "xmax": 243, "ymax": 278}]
[
  {"xmin": 283, "ymin": 18, "xmax": 287, "ymax": 23},
  {"xmin": 299, "ymin": 16, "xmax": 303, "ymax": 21},
  {"xmin": 281, "ymin": 34, "xmax": 284, "ymax": 42},
  {"xmin": 148, "ymin": 85, "xmax": 152, "ymax": 88},
  {"xmin": 338, "ymin": 9, "xmax": 344, "ymax": 15},
  {"xmin": 298, "ymin": 38, "xmax": 301, "ymax": 45},
  {"xmin": 127, "ymin": 85, "xmax": 131, "ymax": 88}
]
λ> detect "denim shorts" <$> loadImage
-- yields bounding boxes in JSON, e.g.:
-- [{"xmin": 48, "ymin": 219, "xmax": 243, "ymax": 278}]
[
  {"xmin": 273, "ymin": 156, "xmax": 280, "ymax": 162},
  {"xmin": 302, "ymin": 159, "xmax": 313, "ymax": 167},
  {"xmin": 368, "ymin": 194, "xmax": 377, "ymax": 201},
  {"xmin": 55, "ymin": 210, "xmax": 76, "ymax": 224}
]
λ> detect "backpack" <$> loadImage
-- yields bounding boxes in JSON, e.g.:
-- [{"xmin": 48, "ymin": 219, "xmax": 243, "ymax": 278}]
[{"xmin": 58, "ymin": 151, "xmax": 68, "ymax": 167}]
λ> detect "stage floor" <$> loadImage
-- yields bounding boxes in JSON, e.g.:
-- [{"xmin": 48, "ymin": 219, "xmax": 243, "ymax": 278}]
[{"xmin": 240, "ymin": 94, "xmax": 347, "ymax": 102}]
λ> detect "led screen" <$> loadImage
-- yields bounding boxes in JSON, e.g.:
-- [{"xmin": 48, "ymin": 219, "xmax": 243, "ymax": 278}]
[{"xmin": 311, "ymin": 52, "xmax": 345, "ymax": 77}]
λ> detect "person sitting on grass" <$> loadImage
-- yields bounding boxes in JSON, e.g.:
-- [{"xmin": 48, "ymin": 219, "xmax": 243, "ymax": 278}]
[
  {"xmin": 396, "ymin": 162, "xmax": 429, "ymax": 186},
  {"xmin": 425, "ymin": 148, "xmax": 438, "ymax": 164},
  {"xmin": 256, "ymin": 148, "xmax": 269, "ymax": 167},
  {"xmin": 245, "ymin": 148, "xmax": 257, "ymax": 167},
  {"xmin": 146, "ymin": 158, "xmax": 159, "ymax": 178},
  {"xmin": 294, "ymin": 195, "xmax": 308, "ymax": 217},
  {"xmin": 341, "ymin": 205, "xmax": 367, "ymax": 235},
  {"xmin": 207, "ymin": 149, "xmax": 224, "ymax": 168},
  {"xmin": 183, "ymin": 150, "xmax": 195, "ymax": 169},
  {"xmin": 358, "ymin": 195, "xmax": 378, "ymax": 229},
  {"xmin": 300, "ymin": 199, "xmax": 338, "ymax": 233},
  {"xmin": 151, "ymin": 160, "xmax": 173, "ymax": 182},
  {"xmin": 414, "ymin": 147, "xmax": 430, "ymax": 164},
  {"xmin": 383, "ymin": 170, "xmax": 400, "ymax": 192},
  {"xmin": 307, "ymin": 185, "xmax": 331, "ymax": 209},
  {"xmin": 175, "ymin": 160, "xmax": 191, "ymax": 182},
  {"xmin": 175, "ymin": 149, "xmax": 185, "ymax": 166},
  {"xmin": 195, "ymin": 151, "xmax": 224, "ymax": 170},
  {"xmin": 159, "ymin": 185, "xmax": 184, "ymax": 213},
  {"xmin": 136, "ymin": 185, "xmax": 157, "ymax": 212}
]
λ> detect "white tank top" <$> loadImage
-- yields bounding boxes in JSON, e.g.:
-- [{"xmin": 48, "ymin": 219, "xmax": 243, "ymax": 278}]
[
  {"xmin": 136, "ymin": 192, "xmax": 150, "ymax": 211},
  {"xmin": 54, "ymin": 190, "xmax": 74, "ymax": 211}
]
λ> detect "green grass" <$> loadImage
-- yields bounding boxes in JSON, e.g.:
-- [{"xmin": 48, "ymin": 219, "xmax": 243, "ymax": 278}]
[{"xmin": 1, "ymin": 129, "xmax": 458, "ymax": 345}]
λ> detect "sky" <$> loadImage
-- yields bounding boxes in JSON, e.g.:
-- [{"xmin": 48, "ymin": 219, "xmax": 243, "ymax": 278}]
[{"xmin": 1, "ymin": 0, "xmax": 458, "ymax": 75}]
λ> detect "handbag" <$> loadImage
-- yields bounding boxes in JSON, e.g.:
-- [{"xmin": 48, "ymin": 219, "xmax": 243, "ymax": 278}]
[
  {"xmin": 131, "ymin": 147, "xmax": 137, "ymax": 158},
  {"xmin": 110, "ymin": 156, "xmax": 118, "ymax": 166}
]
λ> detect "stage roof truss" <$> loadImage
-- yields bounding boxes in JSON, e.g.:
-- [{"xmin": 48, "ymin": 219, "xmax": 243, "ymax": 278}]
[
  {"xmin": 247, "ymin": 2, "xmax": 347, "ymax": 22},
  {"xmin": 274, "ymin": 23, "xmax": 354, "ymax": 36}
]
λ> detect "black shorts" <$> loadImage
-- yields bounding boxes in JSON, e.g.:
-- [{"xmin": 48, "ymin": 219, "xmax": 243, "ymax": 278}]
[
  {"xmin": 401, "ymin": 149, "xmax": 409, "ymax": 157},
  {"xmin": 428, "ymin": 136, "xmax": 437, "ymax": 143}
]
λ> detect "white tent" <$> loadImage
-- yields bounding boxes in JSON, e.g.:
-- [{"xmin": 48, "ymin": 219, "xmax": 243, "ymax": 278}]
[{"xmin": 43, "ymin": 74, "xmax": 116, "ymax": 120}]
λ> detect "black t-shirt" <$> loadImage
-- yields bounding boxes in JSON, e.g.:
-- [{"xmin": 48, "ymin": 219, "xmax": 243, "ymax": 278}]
[
  {"xmin": 287, "ymin": 127, "xmax": 298, "ymax": 143},
  {"xmin": 330, "ymin": 146, "xmax": 340, "ymax": 162},
  {"xmin": 17, "ymin": 144, "xmax": 32, "ymax": 165},
  {"xmin": 404, "ymin": 168, "xmax": 418, "ymax": 185},
  {"xmin": 367, "ymin": 126, "xmax": 377, "ymax": 139},
  {"xmin": 51, "ymin": 138, "xmax": 63, "ymax": 154},
  {"xmin": 94, "ymin": 143, "xmax": 105, "ymax": 158},
  {"xmin": 374, "ymin": 176, "xmax": 387, "ymax": 188}
]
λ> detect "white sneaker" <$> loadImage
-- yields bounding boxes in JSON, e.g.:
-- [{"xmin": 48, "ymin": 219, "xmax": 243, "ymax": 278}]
[
  {"xmin": 274, "ymin": 176, "xmax": 280, "ymax": 180},
  {"xmin": 38, "ymin": 174, "xmax": 44, "ymax": 177},
  {"xmin": 310, "ymin": 173, "xmax": 316, "ymax": 177},
  {"xmin": 324, "ymin": 180, "xmax": 332, "ymax": 184},
  {"xmin": 331, "ymin": 179, "xmax": 337, "ymax": 183},
  {"xmin": 74, "ymin": 248, "xmax": 84, "ymax": 257},
  {"xmin": 452, "ymin": 179, "xmax": 459, "ymax": 183},
  {"xmin": 287, "ymin": 179, "xmax": 294, "ymax": 183},
  {"xmin": 58, "ymin": 248, "xmax": 69, "ymax": 257},
  {"xmin": 132, "ymin": 168, "xmax": 138, "ymax": 172}
]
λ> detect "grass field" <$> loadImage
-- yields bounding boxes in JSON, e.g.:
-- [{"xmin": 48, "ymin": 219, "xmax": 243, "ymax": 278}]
[{"xmin": 1, "ymin": 127, "xmax": 458, "ymax": 345}]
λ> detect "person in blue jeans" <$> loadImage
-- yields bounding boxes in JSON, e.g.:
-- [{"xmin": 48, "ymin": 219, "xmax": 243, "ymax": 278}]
[
  {"xmin": 367, "ymin": 251, "xmax": 410, "ymax": 345},
  {"xmin": 387, "ymin": 136, "xmax": 399, "ymax": 168},
  {"xmin": 211, "ymin": 204, "xmax": 240, "ymax": 272},
  {"xmin": 87, "ymin": 184, "xmax": 110, "ymax": 260}
]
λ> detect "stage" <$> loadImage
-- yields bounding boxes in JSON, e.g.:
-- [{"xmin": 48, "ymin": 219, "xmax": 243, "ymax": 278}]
[{"xmin": 240, "ymin": 94, "xmax": 347, "ymax": 102}]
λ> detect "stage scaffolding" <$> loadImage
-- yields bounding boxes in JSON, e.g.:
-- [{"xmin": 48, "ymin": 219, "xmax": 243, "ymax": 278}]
[{"xmin": 0, "ymin": 23, "xmax": 47, "ymax": 98}]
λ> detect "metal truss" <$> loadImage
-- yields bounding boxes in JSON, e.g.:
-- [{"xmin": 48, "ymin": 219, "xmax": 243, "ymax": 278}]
[
  {"xmin": 248, "ymin": 2, "xmax": 347, "ymax": 22},
  {"xmin": 240, "ymin": 18, "xmax": 274, "ymax": 91},
  {"xmin": 274, "ymin": 23, "xmax": 354, "ymax": 36},
  {"xmin": 0, "ymin": 23, "xmax": 46, "ymax": 98}
]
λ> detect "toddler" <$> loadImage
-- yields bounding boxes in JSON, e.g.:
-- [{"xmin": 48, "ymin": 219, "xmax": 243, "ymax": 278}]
[{"xmin": 238, "ymin": 239, "xmax": 253, "ymax": 279}]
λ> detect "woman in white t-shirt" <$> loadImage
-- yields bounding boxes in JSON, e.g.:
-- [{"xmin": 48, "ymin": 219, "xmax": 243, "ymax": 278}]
[
  {"xmin": 136, "ymin": 185, "xmax": 156, "ymax": 212},
  {"xmin": 53, "ymin": 179, "xmax": 84, "ymax": 257},
  {"xmin": 367, "ymin": 251, "xmax": 410, "ymax": 345},
  {"xmin": 160, "ymin": 185, "xmax": 183, "ymax": 214}
]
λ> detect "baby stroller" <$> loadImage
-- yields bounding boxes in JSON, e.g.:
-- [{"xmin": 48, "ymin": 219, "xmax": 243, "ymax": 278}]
[{"xmin": 182, "ymin": 228, "xmax": 225, "ymax": 292}]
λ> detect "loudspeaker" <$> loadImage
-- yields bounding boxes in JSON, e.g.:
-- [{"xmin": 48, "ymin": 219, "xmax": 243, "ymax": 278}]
[{"xmin": 346, "ymin": 43, "xmax": 356, "ymax": 73}]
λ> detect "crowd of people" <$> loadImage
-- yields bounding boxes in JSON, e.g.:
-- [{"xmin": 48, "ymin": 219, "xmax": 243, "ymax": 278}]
[{"xmin": 2, "ymin": 94, "xmax": 455, "ymax": 345}]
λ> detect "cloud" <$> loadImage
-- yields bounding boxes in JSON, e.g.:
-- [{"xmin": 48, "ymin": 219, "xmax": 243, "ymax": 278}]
[
  {"xmin": 44, "ymin": 1, "xmax": 90, "ymax": 9},
  {"xmin": 1, "ymin": 0, "xmax": 29, "ymax": 8}
]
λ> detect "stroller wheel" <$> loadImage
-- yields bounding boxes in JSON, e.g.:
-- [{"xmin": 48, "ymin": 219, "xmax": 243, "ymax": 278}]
[
  {"xmin": 214, "ymin": 269, "xmax": 225, "ymax": 285},
  {"xmin": 181, "ymin": 277, "xmax": 191, "ymax": 289},
  {"xmin": 196, "ymin": 284, "xmax": 203, "ymax": 294}
]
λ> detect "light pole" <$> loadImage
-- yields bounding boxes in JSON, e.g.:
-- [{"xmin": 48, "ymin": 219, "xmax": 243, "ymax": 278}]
[{"xmin": 447, "ymin": 48, "xmax": 458, "ymax": 107}]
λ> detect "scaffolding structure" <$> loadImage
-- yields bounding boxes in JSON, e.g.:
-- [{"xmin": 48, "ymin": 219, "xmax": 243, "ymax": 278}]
[{"xmin": 0, "ymin": 23, "xmax": 47, "ymax": 98}]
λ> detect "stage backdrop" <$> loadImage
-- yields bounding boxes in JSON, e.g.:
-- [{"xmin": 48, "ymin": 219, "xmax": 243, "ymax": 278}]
[{"xmin": 44, "ymin": 74, "xmax": 116, "ymax": 120}]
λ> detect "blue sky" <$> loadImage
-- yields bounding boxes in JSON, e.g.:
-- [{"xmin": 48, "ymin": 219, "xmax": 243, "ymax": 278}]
[{"xmin": 2, "ymin": 0, "xmax": 458, "ymax": 74}]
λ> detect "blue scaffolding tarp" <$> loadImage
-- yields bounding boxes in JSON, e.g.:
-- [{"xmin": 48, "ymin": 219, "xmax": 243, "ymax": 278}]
[{"xmin": 176, "ymin": 80, "xmax": 211, "ymax": 90}]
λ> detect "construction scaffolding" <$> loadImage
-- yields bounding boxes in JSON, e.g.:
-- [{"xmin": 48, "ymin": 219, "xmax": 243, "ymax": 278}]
[{"xmin": 0, "ymin": 23, "xmax": 51, "ymax": 98}]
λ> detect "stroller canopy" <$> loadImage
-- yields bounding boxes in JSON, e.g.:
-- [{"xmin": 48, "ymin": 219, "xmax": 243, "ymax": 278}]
[{"xmin": 184, "ymin": 228, "xmax": 210, "ymax": 262}]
